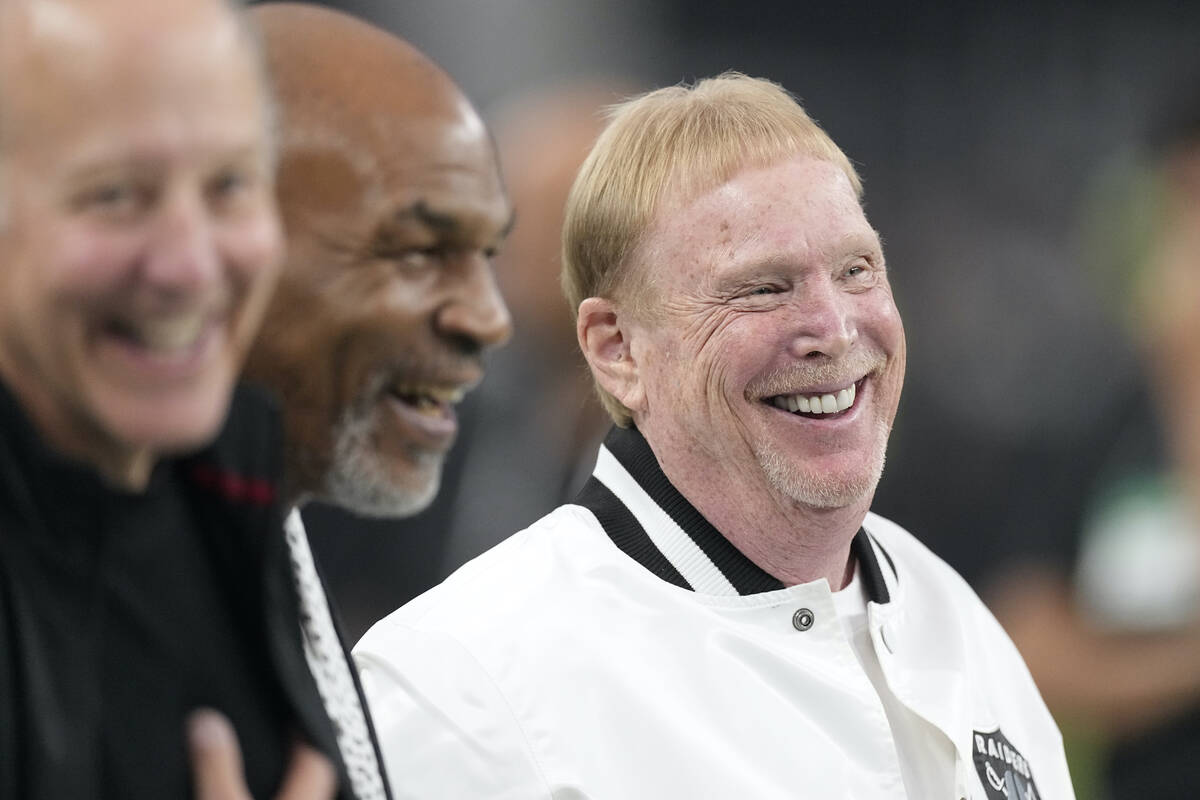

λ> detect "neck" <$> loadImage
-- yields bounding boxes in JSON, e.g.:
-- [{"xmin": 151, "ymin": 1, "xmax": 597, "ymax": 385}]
[
  {"xmin": 644, "ymin": 430, "xmax": 869, "ymax": 590},
  {"xmin": 38, "ymin": 412, "xmax": 156, "ymax": 490},
  {"xmin": 0, "ymin": 358, "xmax": 156, "ymax": 491},
  {"xmin": 98, "ymin": 449, "xmax": 156, "ymax": 491},
  {"xmin": 707, "ymin": 498, "xmax": 865, "ymax": 589},
  {"xmin": 279, "ymin": 437, "xmax": 323, "ymax": 512},
  {"xmin": 280, "ymin": 466, "xmax": 313, "ymax": 513}
]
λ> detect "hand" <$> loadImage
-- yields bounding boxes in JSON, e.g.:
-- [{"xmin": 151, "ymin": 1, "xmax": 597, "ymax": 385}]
[{"xmin": 188, "ymin": 708, "xmax": 337, "ymax": 800}]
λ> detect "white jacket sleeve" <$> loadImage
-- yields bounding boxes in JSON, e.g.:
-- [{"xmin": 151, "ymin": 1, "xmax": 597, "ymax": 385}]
[{"xmin": 354, "ymin": 622, "xmax": 553, "ymax": 800}]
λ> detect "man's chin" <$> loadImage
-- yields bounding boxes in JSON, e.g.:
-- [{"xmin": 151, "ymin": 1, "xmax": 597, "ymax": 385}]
[
  {"xmin": 324, "ymin": 405, "xmax": 447, "ymax": 518},
  {"xmin": 772, "ymin": 471, "xmax": 876, "ymax": 510},
  {"xmin": 756, "ymin": 448, "xmax": 885, "ymax": 511},
  {"xmin": 322, "ymin": 451, "xmax": 443, "ymax": 519}
]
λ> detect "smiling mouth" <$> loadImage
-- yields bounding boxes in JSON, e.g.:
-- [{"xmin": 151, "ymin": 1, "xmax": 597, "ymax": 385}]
[
  {"xmin": 105, "ymin": 311, "xmax": 214, "ymax": 355},
  {"xmin": 386, "ymin": 383, "xmax": 467, "ymax": 417},
  {"xmin": 768, "ymin": 378, "xmax": 864, "ymax": 418}
]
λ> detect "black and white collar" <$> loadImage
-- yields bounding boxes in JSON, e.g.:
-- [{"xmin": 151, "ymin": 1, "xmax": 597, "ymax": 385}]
[{"xmin": 574, "ymin": 425, "xmax": 895, "ymax": 602}]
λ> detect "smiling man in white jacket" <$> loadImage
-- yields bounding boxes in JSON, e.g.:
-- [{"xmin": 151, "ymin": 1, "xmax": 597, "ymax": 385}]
[{"xmin": 355, "ymin": 73, "xmax": 1075, "ymax": 800}]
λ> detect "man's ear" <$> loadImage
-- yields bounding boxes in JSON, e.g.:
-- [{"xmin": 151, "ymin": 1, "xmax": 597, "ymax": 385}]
[{"xmin": 577, "ymin": 297, "xmax": 644, "ymax": 413}]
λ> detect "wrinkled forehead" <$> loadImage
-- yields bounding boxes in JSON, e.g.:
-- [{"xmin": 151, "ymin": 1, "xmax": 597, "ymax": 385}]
[
  {"xmin": 645, "ymin": 156, "xmax": 875, "ymax": 263},
  {"xmin": 279, "ymin": 105, "xmax": 507, "ymax": 225},
  {"xmin": 371, "ymin": 113, "xmax": 510, "ymax": 241}
]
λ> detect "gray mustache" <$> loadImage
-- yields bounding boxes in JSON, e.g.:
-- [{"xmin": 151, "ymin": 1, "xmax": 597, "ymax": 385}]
[{"xmin": 747, "ymin": 351, "xmax": 886, "ymax": 398}]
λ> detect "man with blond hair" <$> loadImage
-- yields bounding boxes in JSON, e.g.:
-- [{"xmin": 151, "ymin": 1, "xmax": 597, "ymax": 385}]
[{"xmin": 356, "ymin": 73, "xmax": 1075, "ymax": 798}]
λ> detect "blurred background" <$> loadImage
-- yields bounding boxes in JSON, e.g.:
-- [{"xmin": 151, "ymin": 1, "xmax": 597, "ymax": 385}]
[{"xmin": 268, "ymin": 2, "xmax": 1200, "ymax": 797}]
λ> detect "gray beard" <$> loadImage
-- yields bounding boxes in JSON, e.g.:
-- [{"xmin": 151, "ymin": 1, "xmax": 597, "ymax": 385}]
[
  {"xmin": 321, "ymin": 400, "xmax": 440, "ymax": 519},
  {"xmin": 753, "ymin": 417, "xmax": 890, "ymax": 510}
]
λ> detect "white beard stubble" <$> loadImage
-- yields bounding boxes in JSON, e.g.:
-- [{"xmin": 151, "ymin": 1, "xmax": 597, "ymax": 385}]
[
  {"xmin": 754, "ymin": 416, "xmax": 890, "ymax": 510},
  {"xmin": 322, "ymin": 377, "xmax": 441, "ymax": 518}
]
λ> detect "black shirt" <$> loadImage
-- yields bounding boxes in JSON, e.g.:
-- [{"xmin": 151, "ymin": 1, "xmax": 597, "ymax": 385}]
[{"xmin": 0, "ymin": 381, "xmax": 345, "ymax": 798}]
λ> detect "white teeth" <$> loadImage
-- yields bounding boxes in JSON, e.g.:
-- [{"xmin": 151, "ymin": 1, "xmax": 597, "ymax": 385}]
[
  {"xmin": 132, "ymin": 314, "xmax": 207, "ymax": 352},
  {"xmin": 771, "ymin": 381, "xmax": 858, "ymax": 416}
]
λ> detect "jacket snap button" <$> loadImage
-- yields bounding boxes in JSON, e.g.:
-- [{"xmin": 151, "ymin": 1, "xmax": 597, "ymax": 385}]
[{"xmin": 792, "ymin": 608, "xmax": 815, "ymax": 631}]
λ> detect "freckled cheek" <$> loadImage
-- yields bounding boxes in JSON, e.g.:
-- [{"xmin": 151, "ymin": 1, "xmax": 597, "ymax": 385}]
[
  {"xmin": 686, "ymin": 341, "xmax": 744, "ymax": 412},
  {"xmin": 878, "ymin": 339, "xmax": 907, "ymax": 422},
  {"xmin": 858, "ymin": 290, "xmax": 903, "ymax": 345},
  {"xmin": 884, "ymin": 310, "xmax": 906, "ymax": 364},
  {"xmin": 852, "ymin": 293, "xmax": 905, "ymax": 409},
  {"xmin": 712, "ymin": 313, "xmax": 772, "ymax": 374}
]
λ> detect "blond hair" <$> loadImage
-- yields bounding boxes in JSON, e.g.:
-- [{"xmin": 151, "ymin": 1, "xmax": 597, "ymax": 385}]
[{"xmin": 562, "ymin": 72, "xmax": 862, "ymax": 426}]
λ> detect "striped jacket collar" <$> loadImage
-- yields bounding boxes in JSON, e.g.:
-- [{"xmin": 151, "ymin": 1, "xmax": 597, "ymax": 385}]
[{"xmin": 575, "ymin": 425, "xmax": 895, "ymax": 603}]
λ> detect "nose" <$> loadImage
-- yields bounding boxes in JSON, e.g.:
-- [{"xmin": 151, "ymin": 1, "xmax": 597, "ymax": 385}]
[
  {"xmin": 142, "ymin": 189, "xmax": 221, "ymax": 296},
  {"xmin": 790, "ymin": 276, "xmax": 856, "ymax": 360},
  {"xmin": 434, "ymin": 254, "xmax": 513, "ymax": 351}
]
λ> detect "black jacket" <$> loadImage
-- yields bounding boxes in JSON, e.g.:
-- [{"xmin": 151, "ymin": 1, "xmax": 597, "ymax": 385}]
[{"xmin": 0, "ymin": 381, "xmax": 383, "ymax": 799}]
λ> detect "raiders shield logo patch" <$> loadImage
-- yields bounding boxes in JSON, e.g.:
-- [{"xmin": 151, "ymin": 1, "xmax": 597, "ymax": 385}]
[{"xmin": 973, "ymin": 729, "xmax": 1040, "ymax": 800}]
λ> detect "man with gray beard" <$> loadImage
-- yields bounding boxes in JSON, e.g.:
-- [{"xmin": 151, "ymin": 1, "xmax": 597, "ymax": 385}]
[
  {"xmin": 355, "ymin": 73, "xmax": 1076, "ymax": 799},
  {"xmin": 236, "ymin": 7, "xmax": 510, "ymax": 798},
  {"xmin": 244, "ymin": 4, "xmax": 511, "ymax": 519}
]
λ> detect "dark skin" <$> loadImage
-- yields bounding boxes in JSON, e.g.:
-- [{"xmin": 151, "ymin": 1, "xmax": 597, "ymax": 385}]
[
  {"xmin": 199, "ymin": 6, "xmax": 513, "ymax": 795},
  {"xmin": 245, "ymin": 3, "xmax": 513, "ymax": 508}
]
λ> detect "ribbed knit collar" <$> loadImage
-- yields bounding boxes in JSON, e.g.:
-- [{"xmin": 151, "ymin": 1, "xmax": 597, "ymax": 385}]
[{"xmin": 574, "ymin": 425, "xmax": 894, "ymax": 602}]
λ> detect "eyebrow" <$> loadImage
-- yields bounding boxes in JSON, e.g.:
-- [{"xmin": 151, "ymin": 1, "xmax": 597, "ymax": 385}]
[
  {"xmin": 391, "ymin": 200, "xmax": 516, "ymax": 241},
  {"xmin": 837, "ymin": 229, "xmax": 884, "ymax": 254},
  {"xmin": 395, "ymin": 200, "xmax": 456, "ymax": 232},
  {"xmin": 53, "ymin": 146, "xmax": 267, "ymax": 209}
]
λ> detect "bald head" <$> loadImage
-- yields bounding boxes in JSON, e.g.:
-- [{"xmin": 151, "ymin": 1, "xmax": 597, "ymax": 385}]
[
  {"xmin": 0, "ymin": 0, "xmax": 263, "ymax": 223},
  {"xmin": 0, "ymin": 0, "xmax": 282, "ymax": 488},
  {"xmin": 246, "ymin": 4, "xmax": 512, "ymax": 514},
  {"xmin": 0, "ymin": 0, "xmax": 255, "ymax": 135},
  {"xmin": 253, "ymin": 3, "xmax": 466, "ymax": 134}
]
